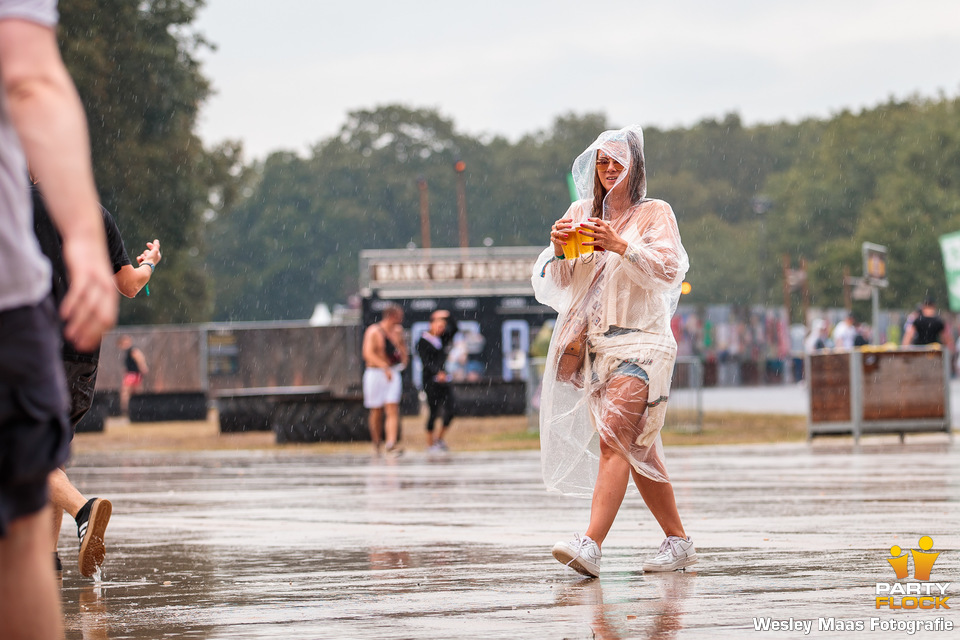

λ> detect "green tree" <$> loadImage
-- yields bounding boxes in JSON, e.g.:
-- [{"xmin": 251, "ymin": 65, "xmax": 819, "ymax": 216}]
[
  {"xmin": 677, "ymin": 214, "xmax": 759, "ymax": 306},
  {"xmin": 58, "ymin": 0, "xmax": 235, "ymax": 323},
  {"xmin": 766, "ymin": 97, "xmax": 960, "ymax": 309},
  {"xmin": 207, "ymin": 95, "xmax": 960, "ymax": 320}
]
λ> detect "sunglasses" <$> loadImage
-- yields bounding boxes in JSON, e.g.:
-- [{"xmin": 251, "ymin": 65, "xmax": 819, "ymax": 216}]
[{"xmin": 596, "ymin": 156, "xmax": 624, "ymax": 170}]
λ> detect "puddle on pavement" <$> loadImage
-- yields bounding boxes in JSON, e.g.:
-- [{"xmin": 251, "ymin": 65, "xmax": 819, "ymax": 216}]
[{"xmin": 58, "ymin": 446, "xmax": 960, "ymax": 639}]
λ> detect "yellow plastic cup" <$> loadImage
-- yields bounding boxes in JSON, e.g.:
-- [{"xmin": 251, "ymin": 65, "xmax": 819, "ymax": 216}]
[
  {"xmin": 561, "ymin": 229, "xmax": 580, "ymax": 259},
  {"xmin": 575, "ymin": 226, "xmax": 594, "ymax": 256}
]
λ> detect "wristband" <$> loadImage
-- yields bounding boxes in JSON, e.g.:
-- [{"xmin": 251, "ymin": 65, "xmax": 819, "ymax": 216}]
[
  {"xmin": 539, "ymin": 254, "xmax": 565, "ymax": 278},
  {"xmin": 141, "ymin": 262, "xmax": 154, "ymax": 296}
]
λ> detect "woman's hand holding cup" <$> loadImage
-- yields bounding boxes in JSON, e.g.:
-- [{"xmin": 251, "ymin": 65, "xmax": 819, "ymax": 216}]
[{"xmin": 551, "ymin": 218, "xmax": 574, "ymax": 257}]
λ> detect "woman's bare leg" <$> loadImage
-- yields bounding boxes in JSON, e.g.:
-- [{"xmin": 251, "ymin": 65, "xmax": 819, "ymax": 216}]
[
  {"xmin": 584, "ymin": 372, "xmax": 650, "ymax": 548},
  {"xmin": 597, "ymin": 372, "xmax": 688, "ymax": 539},
  {"xmin": 631, "ymin": 469, "xmax": 686, "ymax": 539},
  {"xmin": 584, "ymin": 438, "xmax": 631, "ymax": 548}
]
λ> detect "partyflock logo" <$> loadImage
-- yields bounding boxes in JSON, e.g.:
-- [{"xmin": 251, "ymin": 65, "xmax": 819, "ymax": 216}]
[
  {"xmin": 753, "ymin": 536, "xmax": 953, "ymax": 635},
  {"xmin": 876, "ymin": 536, "xmax": 950, "ymax": 609}
]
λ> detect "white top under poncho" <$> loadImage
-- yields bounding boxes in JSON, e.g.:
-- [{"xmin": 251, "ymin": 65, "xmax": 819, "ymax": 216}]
[{"xmin": 531, "ymin": 125, "xmax": 689, "ymax": 497}]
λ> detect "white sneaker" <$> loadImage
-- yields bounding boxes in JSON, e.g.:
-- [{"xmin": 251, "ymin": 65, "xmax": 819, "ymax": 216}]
[
  {"xmin": 642, "ymin": 536, "xmax": 698, "ymax": 572},
  {"xmin": 552, "ymin": 534, "xmax": 601, "ymax": 578},
  {"xmin": 385, "ymin": 443, "xmax": 404, "ymax": 458}
]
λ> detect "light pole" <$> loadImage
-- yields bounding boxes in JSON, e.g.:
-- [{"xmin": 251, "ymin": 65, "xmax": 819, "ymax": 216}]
[
  {"xmin": 752, "ymin": 195, "xmax": 773, "ymax": 384},
  {"xmin": 417, "ymin": 176, "xmax": 430, "ymax": 249},
  {"xmin": 455, "ymin": 160, "xmax": 469, "ymax": 248},
  {"xmin": 752, "ymin": 195, "xmax": 773, "ymax": 306}
]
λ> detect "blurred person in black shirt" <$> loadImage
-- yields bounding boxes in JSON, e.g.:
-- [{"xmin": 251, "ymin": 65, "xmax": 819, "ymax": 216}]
[
  {"xmin": 33, "ymin": 178, "xmax": 160, "ymax": 578},
  {"xmin": 902, "ymin": 296, "xmax": 954, "ymax": 351},
  {"xmin": 417, "ymin": 310, "xmax": 458, "ymax": 452}
]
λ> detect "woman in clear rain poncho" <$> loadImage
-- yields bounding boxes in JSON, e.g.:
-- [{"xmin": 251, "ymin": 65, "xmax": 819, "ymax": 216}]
[{"xmin": 531, "ymin": 125, "xmax": 696, "ymax": 578}]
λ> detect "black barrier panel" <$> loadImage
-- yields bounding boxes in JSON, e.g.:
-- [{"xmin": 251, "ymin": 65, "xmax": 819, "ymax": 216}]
[
  {"xmin": 451, "ymin": 380, "xmax": 526, "ymax": 416},
  {"xmin": 271, "ymin": 394, "xmax": 368, "ymax": 443},
  {"xmin": 75, "ymin": 390, "xmax": 120, "ymax": 433},
  {"xmin": 130, "ymin": 392, "xmax": 208, "ymax": 422},
  {"xmin": 217, "ymin": 396, "xmax": 274, "ymax": 433},
  {"xmin": 216, "ymin": 386, "xmax": 333, "ymax": 434}
]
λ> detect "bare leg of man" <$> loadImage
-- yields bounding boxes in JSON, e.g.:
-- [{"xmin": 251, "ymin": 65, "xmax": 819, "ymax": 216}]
[
  {"xmin": 49, "ymin": 467, "xmax": 86, "ymax": 554},
  {"xmin": 119, "ymin": 384, "xmax": 131, "ymax": 417},
  {"xmin": 0, "ymin": 505, "xmax": 65, "ymax": 640},
  {"xmin": 368, "ymin": 407, "xmax": 384, "ymax": 452},
  {"xmin": 383, "ymin": 403, "xmax": 400, "ymax": 447}
]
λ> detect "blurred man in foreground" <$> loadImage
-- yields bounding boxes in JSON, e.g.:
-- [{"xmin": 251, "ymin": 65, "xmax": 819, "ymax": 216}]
[{"xmin": 0, "ymin": 1, "xmax": 117, "ymax": 637}]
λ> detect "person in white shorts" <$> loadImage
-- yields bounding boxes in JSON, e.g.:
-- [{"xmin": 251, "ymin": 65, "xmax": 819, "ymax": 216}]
[{"xmin": 361, "ymin": 304, "xmax": 407, "ymax": 455}]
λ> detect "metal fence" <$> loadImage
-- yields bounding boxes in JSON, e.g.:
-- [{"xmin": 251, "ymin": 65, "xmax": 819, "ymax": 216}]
[
  {"xmin": 526, "ymin": 355, "xmax": 703, "ymax": 434},
  {"xmin": 663, "ymin": 356, "xmax": 704, "ymax": 434}
]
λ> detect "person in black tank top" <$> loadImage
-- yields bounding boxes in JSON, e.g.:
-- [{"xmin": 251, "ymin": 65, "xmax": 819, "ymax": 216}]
[
  {"xmin": 119, "ymin": 335, "xmax": 149, "ymax": 418},
  {"xmin": 125, "ymin": 347, "xmax": 141, "ymax": 374},
  {"xmin": 902, "ymin": 297, "xmax": 955, "ymax": 351}
]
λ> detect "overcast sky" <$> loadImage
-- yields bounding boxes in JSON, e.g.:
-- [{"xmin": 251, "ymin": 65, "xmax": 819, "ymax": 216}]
[{"xmin": 194, "ymin": 0, "xmax": 960, "ymax": 161}]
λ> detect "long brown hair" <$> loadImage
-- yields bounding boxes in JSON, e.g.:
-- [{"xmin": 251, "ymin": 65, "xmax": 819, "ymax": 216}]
[{"xmin": 591, "ymin": 131, "xmax": 646, "ymax": 218}]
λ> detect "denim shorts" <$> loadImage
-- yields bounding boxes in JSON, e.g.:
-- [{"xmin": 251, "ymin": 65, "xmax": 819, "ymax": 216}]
[
  {"xmin": 595, "ymin": 326, "xmax": 650, "ymax": 383},
  {"xmin": 590, "ymin": 358, "xmax": 650, "ymax": 385},
  {"xmin": 616, "ymin": 360, "xmax": 650, "ymax": 382},
  {"xmin": 0, "ymin": 297, "xmax": 71, "ymax": 537}
]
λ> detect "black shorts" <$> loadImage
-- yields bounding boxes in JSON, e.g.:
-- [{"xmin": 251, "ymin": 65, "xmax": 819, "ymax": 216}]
[
  {"xmin": 0, "ymin": 297, "xmax": 71, "ymax": 538},
  {"xmin": 63, "ymin": 358, "xmax": 99, "ymax": 430}
]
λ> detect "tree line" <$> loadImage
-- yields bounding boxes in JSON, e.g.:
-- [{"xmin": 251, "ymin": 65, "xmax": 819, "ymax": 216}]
[{"xmin": 59, "ymin": 2, "xmax": 960, "ymax": 324}]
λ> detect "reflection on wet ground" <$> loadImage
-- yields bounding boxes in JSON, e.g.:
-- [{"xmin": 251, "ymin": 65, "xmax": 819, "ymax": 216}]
[{"xmin": 60, "ymin": 439, "xmax": 959, "ymax": 639}]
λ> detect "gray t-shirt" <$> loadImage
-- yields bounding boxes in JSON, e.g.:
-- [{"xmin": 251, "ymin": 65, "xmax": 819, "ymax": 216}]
[{"xmin": 0, "ymin": 0, "xmax": 59, "ymax": 311}]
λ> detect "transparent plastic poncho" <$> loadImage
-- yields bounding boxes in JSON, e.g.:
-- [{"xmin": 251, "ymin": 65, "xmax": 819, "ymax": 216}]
[{"xmin": 531, "ymin": 125, "xmax": 689, "ymax": 496}]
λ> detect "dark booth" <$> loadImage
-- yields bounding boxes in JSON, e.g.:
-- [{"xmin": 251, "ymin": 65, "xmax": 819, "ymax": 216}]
[{"xmin": 360, "ymin": 247, "xmax": 556, "ymax": 416}]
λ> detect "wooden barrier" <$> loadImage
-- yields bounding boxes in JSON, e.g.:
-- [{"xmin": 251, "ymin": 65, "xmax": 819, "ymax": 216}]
[{"xmin": 807, "ymin": 347, "xmax": 952, "ymax": 441}]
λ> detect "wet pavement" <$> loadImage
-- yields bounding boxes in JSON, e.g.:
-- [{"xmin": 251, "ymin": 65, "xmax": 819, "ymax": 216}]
[{"xmin": 59, "ymin": 437, "xmax": 960, "ymax": 639}]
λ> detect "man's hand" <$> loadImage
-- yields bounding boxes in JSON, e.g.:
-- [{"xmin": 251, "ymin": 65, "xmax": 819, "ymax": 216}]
[
  {"xmin": 137, "ymin": 239, "xmax": 161, "ymax": 267},
  {"xmin": 59, "ymin": 235, "xmax": 118, "ymax": 352}
]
